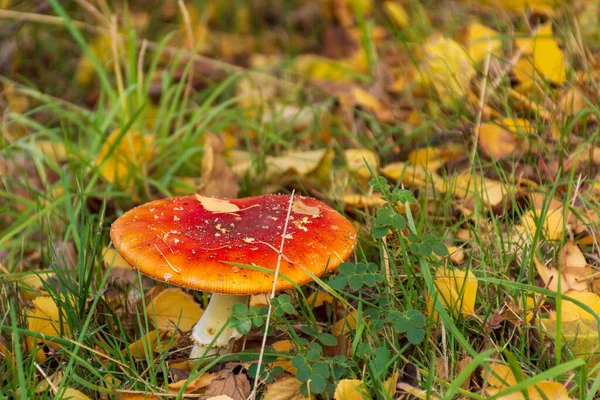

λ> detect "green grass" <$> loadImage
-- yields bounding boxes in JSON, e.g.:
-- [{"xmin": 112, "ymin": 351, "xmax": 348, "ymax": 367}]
[{"xmin": 2, "ymin": 0, "xmax": 600, "ymax": 398}]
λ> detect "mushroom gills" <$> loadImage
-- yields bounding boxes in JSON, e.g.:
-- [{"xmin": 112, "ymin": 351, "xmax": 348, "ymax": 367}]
[{"xmin": 190, "ymin": 293, "xmax": 249, "ymax": 358}]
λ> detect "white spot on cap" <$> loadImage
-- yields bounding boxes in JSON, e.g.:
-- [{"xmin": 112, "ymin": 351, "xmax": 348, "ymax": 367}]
[
  {"xmin": 164, "ymin": 273, "xmax": 172, "ymax": 281},
  {"xmin": 173, "ymin": 216, "xmax": 180, "ymax": 221}
]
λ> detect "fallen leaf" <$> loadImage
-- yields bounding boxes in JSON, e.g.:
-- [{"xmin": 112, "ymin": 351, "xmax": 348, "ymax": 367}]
[
  {"xmin": 195, "ymin": 195, "xmax": 241, "ymax": 214},
  {"xmin": 464, "ymin": 22, "xmax": 502, "ymax": 64},
  {"xmin": 419, "ymin": 35, "xmax": 475, "ymax": 104},
  {"xmin": 516, "ymin": 23, "xmax": 566, "ymax": 84},
  {"xmin": 543, "ymin": 291, "xmax": 600, "ymax": 367},
  {"xmin": 204, "ymin": 367, "xmax": 251, "ymax": 400},
  {"xmin": 292, "ymin": 198, "xmax": 321, "ymax": 217},
  {"xmin": 76, "ymin": 34, "xmax": 113, "ymax": 86},
  {"xmin": 96, "ymin": 129, "xmax": 155, "ymax": 188},
  {"xmin": 122, "ymin": 330, "xmax": 173, "ymax": 359},
  {"xmin": 478, "ymin": 118, "xmax": 533, "ymax": 160},
  {"xmin": 397, "ymin": 383, "xmax": 440, "ymax": 399},
  {"xmin": 562, "ymin": 241, "xmax": 587, "ymax": 269},
  {"xmin": 483, "ymin": 361, "xmax": 570, "ymax": 400},
  {"xmin": 447, "ymin": 173, "xmax": 510, "ymax": 210},
  {"xmin": 168, "ymin": 372, "xmax": 219, "ymax": 393},
  {"xmin": 533, "ymin": 253, "xmax": 592, "ymax": 293},
  {"xmin": 60, "ymin": 388, "xmax": 92, "ymax": 400},
  {"xmin": 334, "ymin": 379, "xmax": 368, "ymax": 399},
  {"xmin": 428, "ymin": 268, "xmax": 478, "ymax": 320},
  {"xmin": 333, "ymin": 310, "xmax": 359, "ymax": 337},
  {"xmin": 262, "ymin": 376, "xmax": 307, "ymax": 400},
  {"xmin": 197, "ymin": 133, "xmax": 240, "ymax": 198},
  {"xmin": 26, "ymin": 296, "xmax": 70, "ymax": 357},
  {"xmin": 408, "ymin": 144, "xmax": 466, "ymax": 171},
  {"xmin": 344, "ymin": 148, "xmax": 379, "ymax": 182},
  {"xmin": 381, "ymin": 162, "xmax": 444, "ymax": 192},
  {"xmin": 147, "ymin": 288, "xmax": 204, "ymax": 331},
  {"xmin": 306, "ymin": 291, "xmax": 334, "ymax": 308},
  {"xmin": 384, "ymin": 2, "xmax": 408, "ymax": 30}
]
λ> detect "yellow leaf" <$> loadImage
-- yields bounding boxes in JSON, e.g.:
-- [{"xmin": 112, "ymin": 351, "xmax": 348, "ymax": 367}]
[
  {"xmin": 147, "ymin": 288, "xmax": 204, "ymax": 331},
  {"xmin": 516, "ymin": 23, "xmax": 566, "ymax": 84},
  {"xmin": 384, "ymin": 2, "xmax": 408, "ymax": 29},
  {"xmin": 408, "ymin": 144, "xmax": 466, "ymax": 172},
  {"xmin": 447, "ymin": 246, "xmax": 465, "ymax": 265},
  {"xmin": 562, "ymin": 241, "xmax": 587, "ymax": 270},
  {"xmin": 344, "ymin": 149, "xmax": 379, "ymax": 181},
  {"xmin": 397, "ymin": 383, "xmax": 439, "ymax": 399},
  {"xmin": 195, "ymin": 195, "xmax": 241, "ymax": 214},
  {"xmin": 381, "ymin": 162, "xmax": 444, "ymax": 192},
  {"xmin": 334, "ymin": 379, "xmax": 368, "ymax": 400},
  {"xmin": 419, "ymin": 35, "xmax": 475, "ymax": 104},
  {"xmin": 465, "ymin": 22, "xmax": 502, "ymax": 64},
  {"xmin": 61, "ymin": 388, "xmax": 92, "ymax": 400},
  {"xmin": 482, "ymin": 362, "xmax": 517, "ymax": 391},
  {"xmin": 384, "ymin": 371, "xmax": 398, "ymax": 397},
  {"xmin": 26, "ymin": 296, "xmax": 70, "ymax": 353},
  {"xmin": 96, "ymin": 129, "xmax": 154, "ymax": 188},
  {"xmin": 478, "ymin": 124, "xmax": 519, "ymax": 159},
  {"xmin": 333, "ymin": 310, "xmax": 358, "ymax": 337},
  {"xmin": 18, "ymin": 271, "xmax": 55, "ymax": 300},
  {"xmin": 122, "ymin": 330, "xmax": 173, "ymax": 359},
  {"xmin": 521, "ymin": 207, "xmax": 564, "ymax": 241},
  {"xmin": 428, "ymin": 268, "xmax": 477, "ymax": 320},
  {"xmin": 532, "ymin": 253, "xmax": 592, "ymax": 293},
  {"xmin": 306, "ymin": 291, "xmax": 334, "ymax": 308},
  {"xmin": 103, "ymin": 247, "xmax": 133, "ymax": 269},
  {"xmin": 262, "ymin": 376, "xmax": 307, "ymax": 400},
  {"xmin": 76, "ymin": 35, "xmax": 113, "ymax": 87},
  {"xmin": 447, "ymin": 173, "xmax": 509, "ymax": 210},
  {"xmin": 484, "ymin": 362, "xmax": 570, "ymax": 399}
]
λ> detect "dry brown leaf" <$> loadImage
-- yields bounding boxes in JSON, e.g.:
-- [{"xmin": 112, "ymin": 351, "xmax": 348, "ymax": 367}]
[
  {"xmin": 146, "ymin": 288, "xmax": 204, "ymax": 331},
  {"xmin": 195, "ymin": 195, "xmax": 241, "ymax": 214},
  {"xmin": 197, "ymin": 133, "xmax": 240, "ymax": 198},
  {"xmin": 447, "ymin": 246, "xmax": 465, "ymax": 265},
  {"xmin": 168, "ymin": 372, "xmax": 219, "ymax": 393},
  {"xmin": 262, "ymin": 376, "xmax": 307, "ymax": 400},
  {"xmin": 292, "ymin": 198, "xmax": 321, "ymax": 217},
  {"xmin": 204, "ymin": 368, "xmax": 251, "ymax": 400},
  {"xmin": 334, "ymin": 379, "xmax": 368, "ymax": 399}
]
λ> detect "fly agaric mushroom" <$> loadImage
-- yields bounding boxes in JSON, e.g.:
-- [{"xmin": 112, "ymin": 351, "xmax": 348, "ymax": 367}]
[{"xmin": 110, "ymin": 194, "xmax": 357, "ymax": 358}]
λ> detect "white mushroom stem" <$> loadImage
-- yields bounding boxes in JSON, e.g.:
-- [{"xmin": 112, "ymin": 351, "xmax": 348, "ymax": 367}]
[{"xmin": 190, "ymin": 293, "xmax": 249, "ymax": 359}]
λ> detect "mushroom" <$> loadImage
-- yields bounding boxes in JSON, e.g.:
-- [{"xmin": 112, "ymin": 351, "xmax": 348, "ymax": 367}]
[{"xmin": 110, "ymin": 194, "xmax": 357, "ymax": 358}]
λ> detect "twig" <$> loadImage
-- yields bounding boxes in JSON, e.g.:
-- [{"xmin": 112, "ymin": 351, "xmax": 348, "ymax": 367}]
[
  {"xmin": 249, "ymin": 191, "xmax": 296, "ymax": 400},
  {"xmin": 471, "ymin": 41, "xmax": 492, "ymax": 160}
]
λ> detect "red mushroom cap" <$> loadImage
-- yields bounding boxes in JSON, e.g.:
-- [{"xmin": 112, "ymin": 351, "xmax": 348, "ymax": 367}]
[{"xmin": 110, "ymin": 194, "xmax": 357, "ymax": 294}]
